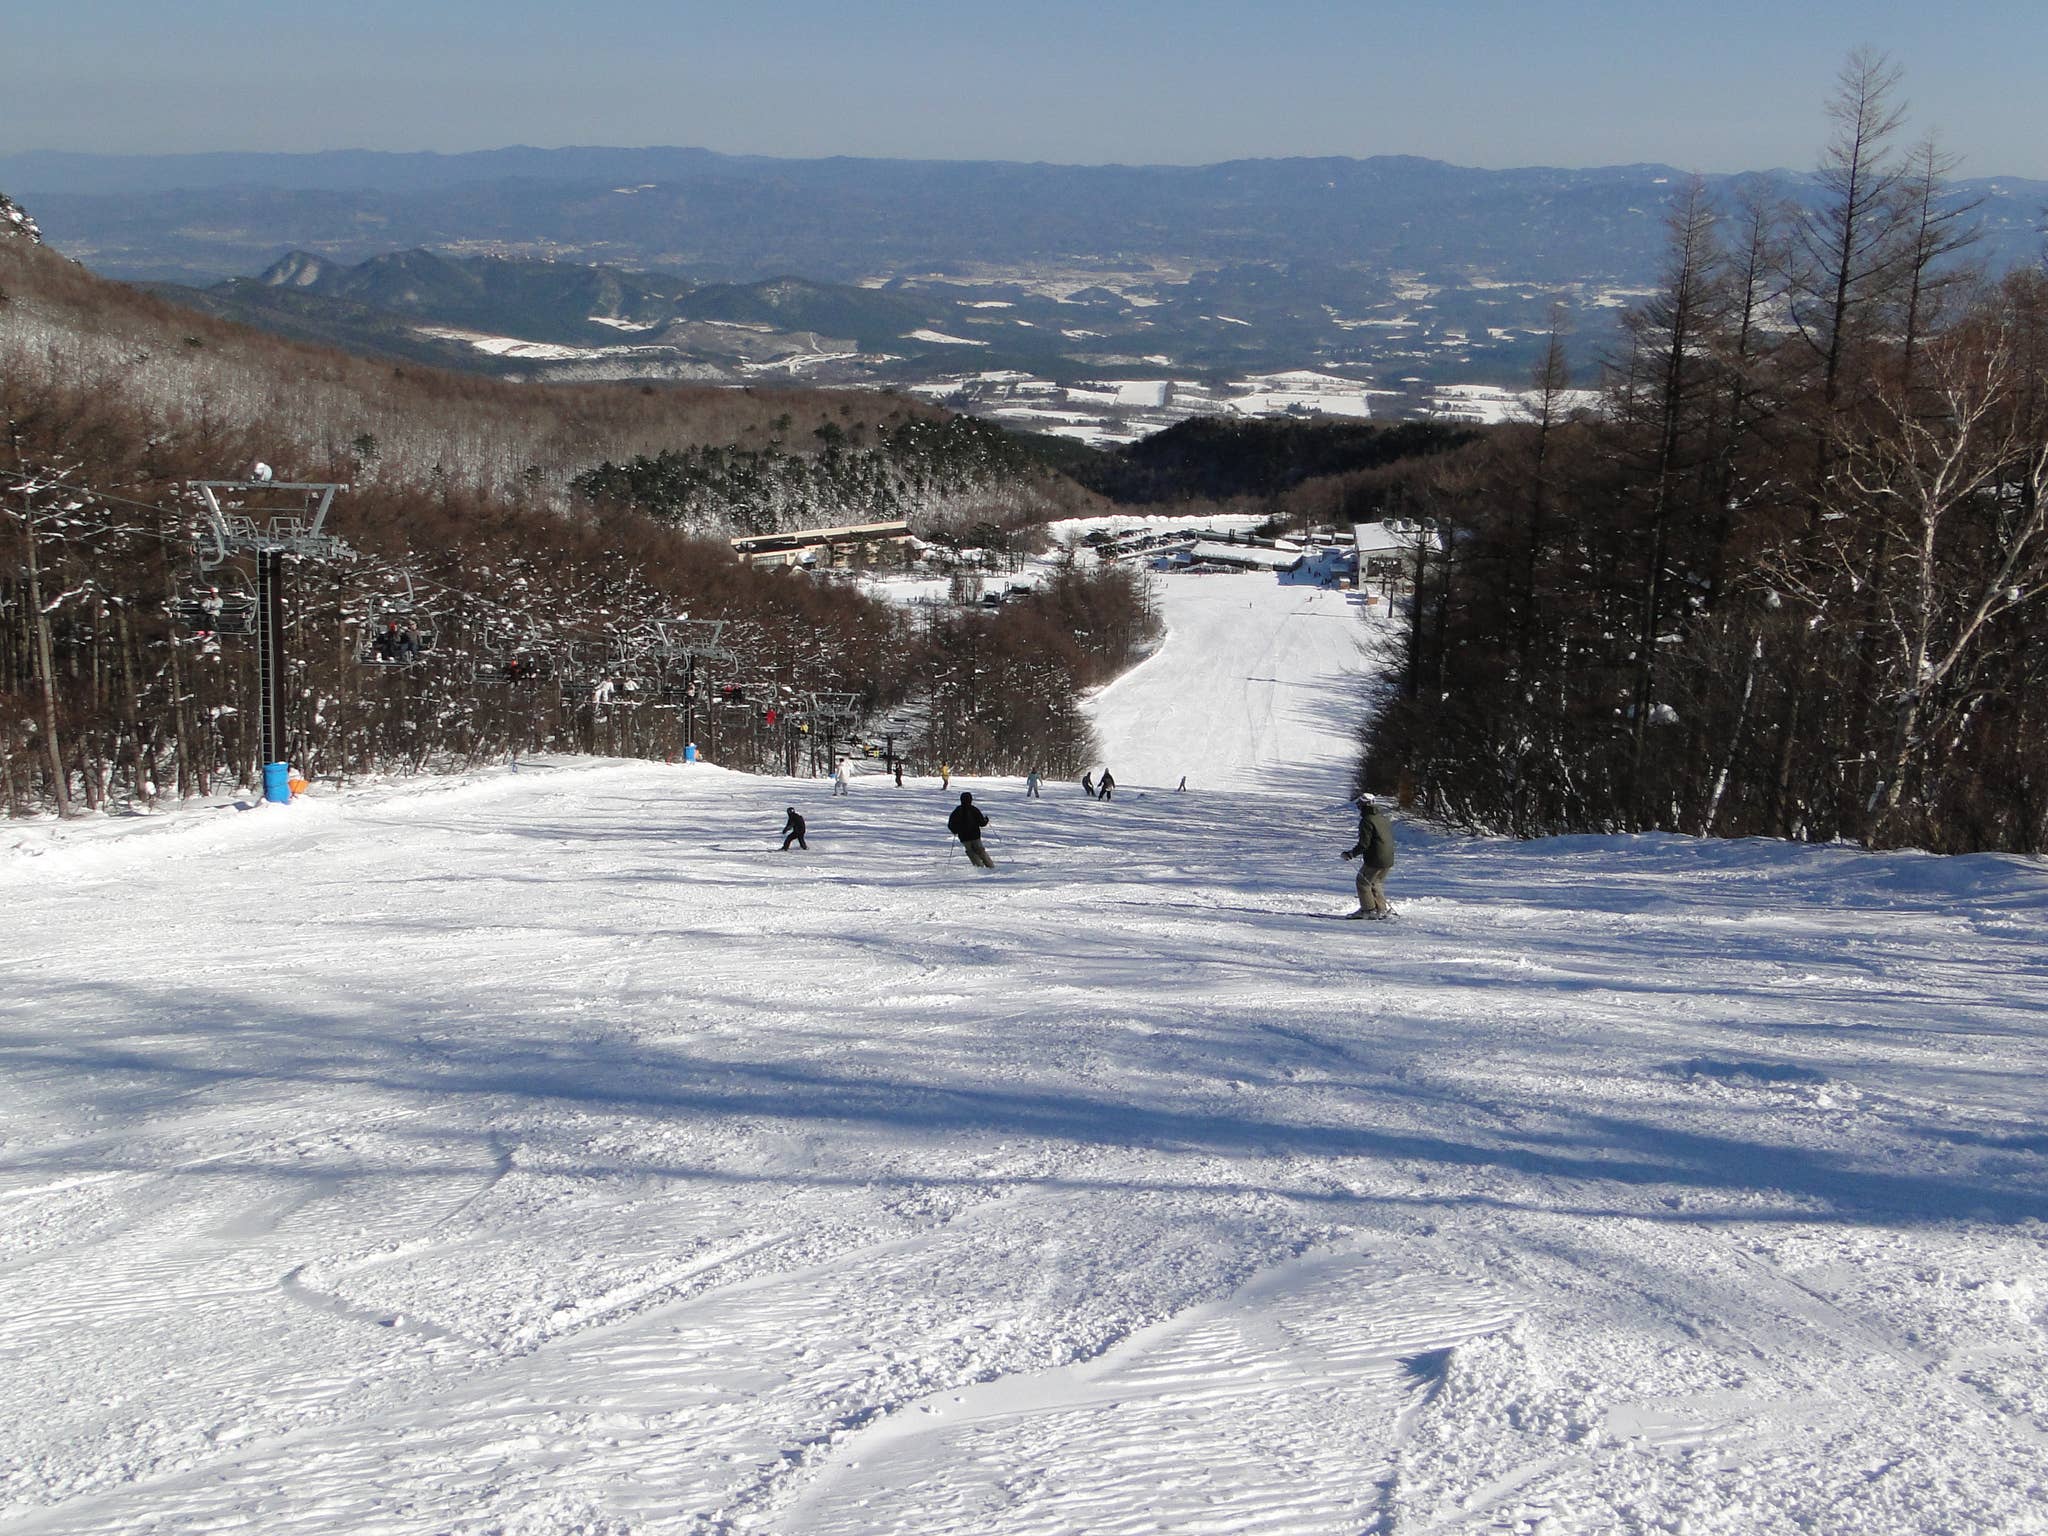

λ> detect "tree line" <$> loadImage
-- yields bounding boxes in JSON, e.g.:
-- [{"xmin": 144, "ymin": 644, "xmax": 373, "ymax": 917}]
[
  {"xmin": 1071, "ymin": 416, "xmax": 1479, "ymax": 507},
  {"xmin": 912, "ymin": 556, "xmax": 1159, "ymax": 777},
  {"xmin": 1359, "ymin": 52, "xmax": 2048, "ymax": 855},
  {"xmin": 573, "ymin": 414, "xmax": 1088, "ymax": 537}
]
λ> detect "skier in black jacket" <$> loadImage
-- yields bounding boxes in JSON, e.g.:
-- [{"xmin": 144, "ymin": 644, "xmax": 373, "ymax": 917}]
[
  {"xmin": 780, "ymin": 807, "xmax": 807, "ymax": 851},
  {"xmin": 947, "ymin": 792, "xmax": 994, "ymax": 869}
]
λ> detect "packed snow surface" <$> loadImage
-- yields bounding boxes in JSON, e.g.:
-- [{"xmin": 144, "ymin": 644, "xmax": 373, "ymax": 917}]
[
  {"xmin": 1085, "ymin": 578, "xmax": 1363, "ymax": 790},
  {"xmin": 5, "ymin": 575, "xmax": 2048, "ymax": 1534}
]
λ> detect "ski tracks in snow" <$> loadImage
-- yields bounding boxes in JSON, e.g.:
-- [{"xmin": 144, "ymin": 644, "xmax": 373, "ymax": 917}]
[
  {"xmin": 773, "ymin": 1238, "xmax": 1516, "ymax": 1536},
  {"xmin": 4, "ymin": 574, "xmax": 2048, "ymax": 1533}
]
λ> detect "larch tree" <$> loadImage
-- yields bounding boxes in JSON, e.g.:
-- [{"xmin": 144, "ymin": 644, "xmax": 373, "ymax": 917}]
[
  {"xmin": 1790, "ymin": 48, "xmax": 1913, "ymax": 418},
  {"xmin": 1609, "ymin": 177, "xmax": 1730, "ymax": 823}
]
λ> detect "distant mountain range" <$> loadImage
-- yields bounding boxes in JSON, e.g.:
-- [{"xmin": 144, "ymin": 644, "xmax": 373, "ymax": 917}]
[
  {"xmin": 9, "ymin": 146, "xmax": 2043, "ymax": 411},
  {"xmin": 11, "ymin": 145, "xmax": 2042, "ymax": 289}
]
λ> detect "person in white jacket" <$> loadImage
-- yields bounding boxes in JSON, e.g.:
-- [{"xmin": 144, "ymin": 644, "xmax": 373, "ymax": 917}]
[{"xmin": 832, "ymin": 760, "xmax": 851, "ymax": 795}]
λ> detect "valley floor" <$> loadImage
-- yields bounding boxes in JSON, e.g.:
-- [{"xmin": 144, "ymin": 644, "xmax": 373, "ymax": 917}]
[{"xmin": 3, "ymin": 576, "xmax": 2045, "ymax": 1534}]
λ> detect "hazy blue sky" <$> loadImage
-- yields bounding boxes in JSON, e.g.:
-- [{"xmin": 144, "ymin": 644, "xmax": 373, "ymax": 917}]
[{"xmin": 9, "ymin": 0, "xmax": 2046, "ymax": 176}]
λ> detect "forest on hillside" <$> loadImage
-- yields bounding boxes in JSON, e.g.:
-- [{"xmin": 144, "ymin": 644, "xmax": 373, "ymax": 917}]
[
  {"xmin": 0, "ymin": 231, "xmax": 1146, "ymax": 814},
  {"xmin": 574, "ymin": 415, "xmax": 1078, "ymax": 537},
  {"xmin": 1357, "ymin": 54, "xmax": 2048, "ymax": 855},
  {"xmin": 1070, "ymin": 417, "xmax": 1479, "ymax": 506},
  {"xmin": 0, "ymin": 228, "xmax": 1095, "ymax": 531}
]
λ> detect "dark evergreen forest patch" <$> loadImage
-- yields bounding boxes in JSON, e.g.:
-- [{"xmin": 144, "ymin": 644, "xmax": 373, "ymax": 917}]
[{"xmin": 1072, "ymin": 418, "xmax": 1478, "ymax": 505}]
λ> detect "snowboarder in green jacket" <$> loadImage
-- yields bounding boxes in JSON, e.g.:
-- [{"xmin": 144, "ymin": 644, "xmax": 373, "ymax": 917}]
[{"xmin": 1342, "ymin": 796, "xmax": 1396, "ymax": 919}]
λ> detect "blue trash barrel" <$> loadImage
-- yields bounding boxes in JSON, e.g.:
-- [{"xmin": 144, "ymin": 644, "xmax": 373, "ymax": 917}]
[{"xmin": 263, "ymin": 762, "xmax": 293, "ymax": 803}]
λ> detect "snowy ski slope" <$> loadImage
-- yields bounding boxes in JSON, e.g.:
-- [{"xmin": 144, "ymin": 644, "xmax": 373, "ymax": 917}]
[
  {"xmin": 3, "ymin": 573, "xmax": 2046, "ymax": 1534},
  {"xmin": 1081, "ymin": 576, "xmax": 1368, "ymax": 790}
]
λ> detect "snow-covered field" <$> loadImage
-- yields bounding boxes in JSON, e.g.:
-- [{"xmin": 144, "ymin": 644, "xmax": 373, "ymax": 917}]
[{"xmin": 4, "ymin": 576, "xmax": 2047, "ymax": 1534}]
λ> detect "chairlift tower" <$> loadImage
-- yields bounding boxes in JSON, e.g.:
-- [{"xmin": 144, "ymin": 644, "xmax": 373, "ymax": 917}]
[
  {"xmin": 1383, "ymin": 517, "xmax": 1440, "ymax": 703},
  {"xmin": 639, "ymin": 618, "xmax": 730, "ymax": 749},
  {"xmin": 809, "ymin": 690, "xmax": 862, "ymax": 770},
  {"xmin": 188, "ymin": 479, "xmax": 349, "ymax": 794}
]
